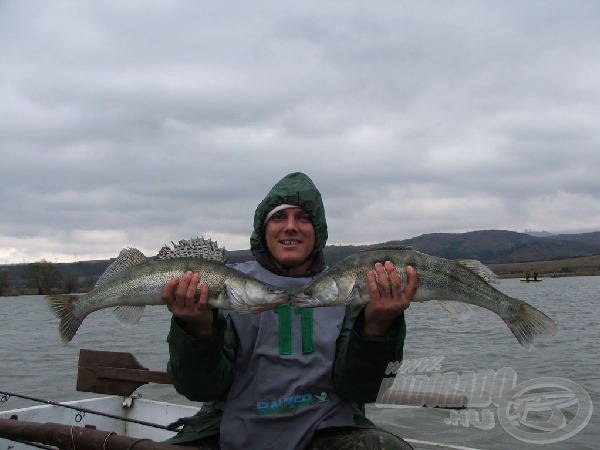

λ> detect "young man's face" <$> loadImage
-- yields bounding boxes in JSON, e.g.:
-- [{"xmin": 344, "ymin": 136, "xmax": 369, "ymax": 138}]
[{"xmin": 264, "ymin": 207, "xmax": 316, "ymax": 274}]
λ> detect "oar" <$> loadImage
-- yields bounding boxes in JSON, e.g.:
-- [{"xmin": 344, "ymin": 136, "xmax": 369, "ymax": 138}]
[
  {"xmin": 77, "ymin": 349, "xmax": 171, "ymax": 396},
  {"xmin": 76, "ymin": 349, "xmax": 468, "ymax": 409}
]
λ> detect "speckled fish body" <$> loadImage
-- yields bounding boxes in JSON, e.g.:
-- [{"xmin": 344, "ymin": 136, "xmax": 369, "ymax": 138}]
[
  {"xmin": 291, "ymin": 246, "xmax": 557, "ymax": 348},
  {"xmin": 47, "ymin": 238, "xmax": 288, "ymax": 342}
]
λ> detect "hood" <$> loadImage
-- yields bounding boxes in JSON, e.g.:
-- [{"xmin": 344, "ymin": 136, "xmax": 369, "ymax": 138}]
[{"xmin": 250, "ymin": 172, "xmax": 328, "ymax": 258}]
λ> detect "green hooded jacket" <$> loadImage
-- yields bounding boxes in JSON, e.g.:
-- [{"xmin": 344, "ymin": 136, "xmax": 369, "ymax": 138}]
[
  {"xmin": 166, "ymin": 172, "xmax": 407, "ymax": 445},
  {"xmin": 250, "ymin": 172, "xmax": 328, "ymax": 258},
  {"xmin": 250, "ymin": 172, "xmax": 329, "ymax": 280}
]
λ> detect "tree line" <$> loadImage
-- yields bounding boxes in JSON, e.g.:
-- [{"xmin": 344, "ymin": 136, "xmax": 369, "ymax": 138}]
[{"xmin": 0, "ymin": 260, "xmax": 80, "ymax": 296}]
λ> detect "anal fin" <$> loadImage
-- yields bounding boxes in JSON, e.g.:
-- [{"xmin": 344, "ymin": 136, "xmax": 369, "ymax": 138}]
[
  {"xmin": 437, "ymin": 300, "xmax": 476, "ymax": 321},
  {"xmin": 113, "ymin": 305, "xmax": 145, "ymax": 327}
]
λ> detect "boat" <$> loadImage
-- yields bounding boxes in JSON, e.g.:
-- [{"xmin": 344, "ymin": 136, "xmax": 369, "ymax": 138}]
[
  {"xmin": 0, "ymin": 349, "xmax": 484, "ymax": 450},
  {"xmin": 519, "ymin": 278, "xmax": 542, "ymax": 283}
]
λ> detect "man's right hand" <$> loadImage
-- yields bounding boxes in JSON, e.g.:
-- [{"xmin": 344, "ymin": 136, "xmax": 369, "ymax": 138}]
[{"xmin": 162, "ymin": 271, "xmax": 213, "ymax": 337}]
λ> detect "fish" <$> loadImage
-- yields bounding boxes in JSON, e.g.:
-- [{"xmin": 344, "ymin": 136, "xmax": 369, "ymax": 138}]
[
  {"xmin": 291, "ymin": 246, "xmax": 557, "ymax": 348},
  {"xmin": 46, "ymin": 238, "xmax": 289, "ymax": 343}
]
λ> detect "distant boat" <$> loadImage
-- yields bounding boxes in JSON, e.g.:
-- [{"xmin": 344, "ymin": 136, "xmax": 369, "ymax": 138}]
[{"xmin": 520, "ymin": 278, "xmax": 542, "ymax": 283}]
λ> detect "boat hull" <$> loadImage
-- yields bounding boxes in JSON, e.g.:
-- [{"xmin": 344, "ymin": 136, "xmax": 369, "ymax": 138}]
[{"xmin": 1, "ymin": 396, "xmax": 483, "ymax": 450}]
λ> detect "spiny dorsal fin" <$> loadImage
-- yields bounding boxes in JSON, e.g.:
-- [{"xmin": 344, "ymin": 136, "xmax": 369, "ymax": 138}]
[
  {"xmin": 456, "ymin": 259, "xmax": 498, "ymax": 283},
  {"xmin": 96, "ymin": 248, "xmax": 148, "ymax": 287},
  {"xmin": 155, "ymin": 237, "xmax": 226, "ymax": 262}
]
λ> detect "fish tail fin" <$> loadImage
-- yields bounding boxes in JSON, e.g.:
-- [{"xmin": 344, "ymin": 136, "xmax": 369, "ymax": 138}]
[
  {"xmin": 504, "ymin": 300, "xmax": 557, "ymax": 349},
  {"xmin": 45, "ymin": 295, "xmax": 83, "ymax": 343}
]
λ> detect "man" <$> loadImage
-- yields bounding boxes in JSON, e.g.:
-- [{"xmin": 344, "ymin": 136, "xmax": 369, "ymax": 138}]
[{"xmin": 162, "ymin": 172, "xmax": 418, "ymax": 449}]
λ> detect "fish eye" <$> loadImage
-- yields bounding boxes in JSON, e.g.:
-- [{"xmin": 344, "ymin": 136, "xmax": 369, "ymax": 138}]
[{"xmin": 303, "ymin": 288, "xmax": 313, "ymax": 296}]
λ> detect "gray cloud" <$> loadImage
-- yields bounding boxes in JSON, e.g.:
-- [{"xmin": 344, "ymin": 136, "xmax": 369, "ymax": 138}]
[{"xmin": 1, "ymin": 0, "xmax": 599, "ymax": 263}]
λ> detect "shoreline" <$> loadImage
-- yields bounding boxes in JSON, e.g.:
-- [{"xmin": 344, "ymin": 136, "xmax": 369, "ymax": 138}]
[{"xmin": 488, "ymin": 254, "xmax": 600, "ymax": 279}]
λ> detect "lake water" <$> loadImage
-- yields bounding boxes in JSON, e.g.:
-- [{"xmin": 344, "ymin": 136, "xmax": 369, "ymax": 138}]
[{"xmin": 1, "ymin": 277, "xmax": 598, "ymax": 449}]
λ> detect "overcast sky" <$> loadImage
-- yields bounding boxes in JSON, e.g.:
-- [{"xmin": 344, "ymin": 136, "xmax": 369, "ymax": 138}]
[{"xmin": 1, "ymin": 1, "xmax": 599, "ymax": 264}]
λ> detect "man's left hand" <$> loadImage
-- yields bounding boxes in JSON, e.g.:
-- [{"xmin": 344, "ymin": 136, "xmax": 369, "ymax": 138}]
[{"xmin": 363, "ymin": 262, "xmax": 418, "ymax": 336}]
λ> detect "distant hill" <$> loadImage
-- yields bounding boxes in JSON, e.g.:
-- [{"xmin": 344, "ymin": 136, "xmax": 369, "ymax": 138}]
[
  {"xmin": 104, "ymin": 228, "xmax": 600, "ymax": 266},
  {"xmin": 399, "ymin": 229, "xmax": 600, "ymax": 263},
  {"xmin": 4, "ymin": 230, "xmax": 600, "ymax": 288},
  {"xmin": 523, "ymin": 230, "xmax": 554, "ymax": 238},
  {"xmin": 546, "ymin": 231, "xmax": 600, "ymax": 245}
]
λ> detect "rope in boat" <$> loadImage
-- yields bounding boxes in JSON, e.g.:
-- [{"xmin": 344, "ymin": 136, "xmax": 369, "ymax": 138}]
[{"xmin": 0, "ymin": 390, "xmax": 172, "ymax": 431}]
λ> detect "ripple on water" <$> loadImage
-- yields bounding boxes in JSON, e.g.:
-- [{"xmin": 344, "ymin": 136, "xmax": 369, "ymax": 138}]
[{"xmin": 2, "ymin": 282, "xmax": 599, "ymax": 449}]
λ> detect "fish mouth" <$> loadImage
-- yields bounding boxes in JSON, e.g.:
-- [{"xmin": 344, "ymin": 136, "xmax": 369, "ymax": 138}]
[
  {"xmin": 291, "ymin": 300, "xmax": 309, "ymax": 307},
  {"xmin": 265, "ymin": 291, "xmax": 291, "ymax": 306},
  {"xmin": 270, "ymin": 293, "xmax": 291, "ymax": 305},
  {"xmin": 251, "ymin": 295, "xmax": 290, "ymax": 312},
  {"xmin": 289, "ymin": 294, "xmax": 310, "ymax": 307}
]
